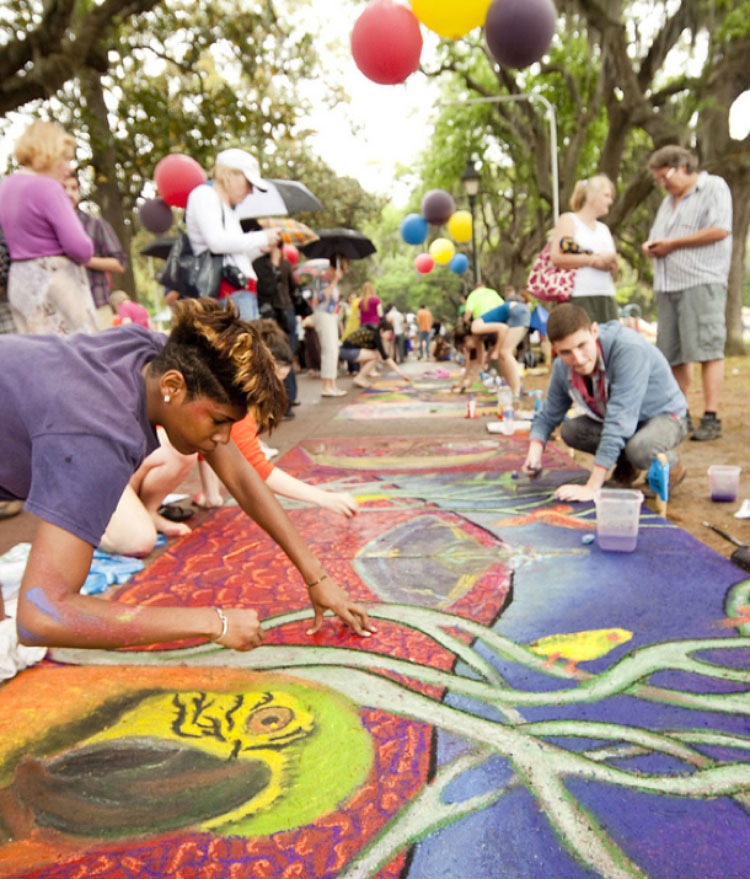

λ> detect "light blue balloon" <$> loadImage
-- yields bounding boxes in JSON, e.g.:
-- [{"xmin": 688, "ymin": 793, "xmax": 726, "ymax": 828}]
[
  {"xmin": 400, "ymin": 213, "xmax": 428, "ymax": 246},
  {"xmin": 449, "ymin": 253, "xmax": 469, "ymax": 274}
]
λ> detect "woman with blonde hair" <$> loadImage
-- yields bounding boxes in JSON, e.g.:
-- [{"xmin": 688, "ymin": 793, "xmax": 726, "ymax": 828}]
[
  {"xmin": 358, "ymin": 280, "xmax": 383, "ymax": 326},
  {"xmin": 0, "ymin": 120, "xmax": 97, "ymax": 334},
  {"xmin": 549, "ymin": 173, "xmax": 620, "ymax": 323},
  {"xmin": 0, "ymin": 298, "xmax": 373, "ymax": 669},
  {"xmin": 185, "ymin": 148, "xmax": 280, "ymax": 320}
]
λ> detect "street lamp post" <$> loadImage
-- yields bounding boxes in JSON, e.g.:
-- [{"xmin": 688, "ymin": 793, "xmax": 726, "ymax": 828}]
[{"xmin": 461, "ymin": 160, "xmax": 481, "ymax": 285}]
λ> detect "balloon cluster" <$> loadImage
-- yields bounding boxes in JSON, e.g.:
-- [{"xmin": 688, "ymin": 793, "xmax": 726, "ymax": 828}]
[
  {"xmin": 138, "ymin": 153, "xmax": 208, "ymax": 234},
  {"xmin": 400, "ymin": 189, "xmax": 473, "ymax": 275},
  {"xmin": 350, "ymin": 0, "xmax": 558, "ymax": 85}
]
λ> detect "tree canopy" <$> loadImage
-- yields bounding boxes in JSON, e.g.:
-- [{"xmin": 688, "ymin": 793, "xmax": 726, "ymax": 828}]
[
  {"xmin": 1, "ymin": 0, "xmax": 384, "ymax": 300},
  {"xmin": 404, "ymin": 0, "xmax": 750, "ymax": 349}
]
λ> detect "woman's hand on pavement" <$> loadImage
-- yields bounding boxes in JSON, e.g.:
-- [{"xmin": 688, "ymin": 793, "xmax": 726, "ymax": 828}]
[
  {"xmin": 216, "ymin": 608, "xmax": 264, "ymax": 651},
  {"xmin": 321, "ymin": 491, "xmax": 360, "ymax": 518},
  {"xmin": 306, "ymin": 577, "xmax": 376, "ymax": 638}
]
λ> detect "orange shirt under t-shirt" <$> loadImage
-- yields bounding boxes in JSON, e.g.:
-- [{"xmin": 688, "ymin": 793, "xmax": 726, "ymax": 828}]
[{"xmin": 231, "ymin": 413, "xmax": 274, "ymax": 481}]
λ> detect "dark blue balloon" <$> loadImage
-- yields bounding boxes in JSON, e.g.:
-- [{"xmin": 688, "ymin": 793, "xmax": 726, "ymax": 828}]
[
  {"xmin": 138, "ymin": 198, "xmax": 173, "ymax": 234},
  {"xmin": 400, "ymin": 213, "xmax": 428, "ymax": 245},
  {"xmin": 421, "ymin": 189, "xmax": 455, "ymax": 225},
  {"xmin": 449, "ymin": 253, "xmax": 469, "ymax": 274}
]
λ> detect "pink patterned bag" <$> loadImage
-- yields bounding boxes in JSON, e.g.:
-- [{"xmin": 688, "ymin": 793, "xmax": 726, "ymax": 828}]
[{"xmin": 526, "ymin": 242, "xmax": 575, "ymax": 303}]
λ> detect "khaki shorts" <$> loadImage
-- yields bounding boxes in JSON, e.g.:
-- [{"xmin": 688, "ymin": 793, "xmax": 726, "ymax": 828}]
[{"xmin": 656, "ymin": 283, "xmax": 726, "ymax": 364}]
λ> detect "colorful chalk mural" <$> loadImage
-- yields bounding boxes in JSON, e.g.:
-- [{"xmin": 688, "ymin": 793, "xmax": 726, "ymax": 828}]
[{"xmin": 1, "ymin": 433, "xmax": 749, "ymax": 878}]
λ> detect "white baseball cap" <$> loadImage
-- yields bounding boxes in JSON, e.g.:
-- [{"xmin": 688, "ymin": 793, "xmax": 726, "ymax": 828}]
[{"xmin": 215, "ymin": 148, "xmax": 268, "ymax": 191}]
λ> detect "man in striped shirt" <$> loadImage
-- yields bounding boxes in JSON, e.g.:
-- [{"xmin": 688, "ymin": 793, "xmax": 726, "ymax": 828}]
[{"xmin": 643, "ymin": 145, "xmax": 732, "ymax": 442}]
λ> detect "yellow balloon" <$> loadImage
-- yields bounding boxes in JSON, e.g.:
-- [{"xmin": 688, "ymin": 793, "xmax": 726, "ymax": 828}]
[
  {"xmin": 447, "ymin": 210, "xmax": 473, "ymax": 243},
  {"xmin": 429, "ymin": 237, "xmax": 456, "ymax": 265},
  {"xmin": 410, "ymin": 0, "xmax": 492, "ymax": 39}
]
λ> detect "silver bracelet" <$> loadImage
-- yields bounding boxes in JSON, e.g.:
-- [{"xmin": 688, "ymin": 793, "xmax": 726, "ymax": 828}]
[{"xmin": 212, "ymin": 607, "xmax": 228, "ymax": 643}]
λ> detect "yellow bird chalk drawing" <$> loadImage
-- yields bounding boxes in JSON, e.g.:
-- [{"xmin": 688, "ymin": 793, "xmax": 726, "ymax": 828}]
[{"xmin": 528, "ymin": 628, "xmax": 633, "ymax": 673}]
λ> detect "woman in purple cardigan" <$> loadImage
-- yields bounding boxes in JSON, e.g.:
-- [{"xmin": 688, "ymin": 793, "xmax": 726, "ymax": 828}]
[{"xmin": 0, "ymin": 121, "xmax": 97, "ymax": 335}]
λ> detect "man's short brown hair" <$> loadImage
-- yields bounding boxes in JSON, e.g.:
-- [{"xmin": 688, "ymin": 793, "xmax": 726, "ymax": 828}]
[{"xmin": 546, "ymin": 303, "xmax": 594, "ymax": 344}]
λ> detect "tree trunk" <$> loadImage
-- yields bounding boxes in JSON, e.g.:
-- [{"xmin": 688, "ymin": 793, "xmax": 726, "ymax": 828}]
[
  {"xmin": 722, "ymin": 164, "xmax": 750, "ymax": 356},
  {"xmin": 79, "ymin": 67, "xmax": 137, "ymax": 298}
]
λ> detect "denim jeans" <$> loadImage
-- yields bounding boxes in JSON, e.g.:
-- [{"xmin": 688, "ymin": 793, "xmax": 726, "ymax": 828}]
[{"xmin": 228, "ymin": 290, "xmax": 259, "ymax": 321}]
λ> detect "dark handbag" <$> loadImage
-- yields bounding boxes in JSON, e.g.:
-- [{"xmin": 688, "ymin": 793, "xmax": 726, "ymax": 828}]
[
  {"xmin": 158, "ymin": 232, "xmax": 222, "ymax": 299},
  {"xmin": 221, "ymin": 263, "xmax": 248, "ymax": 290},
  {"xmin": 189, "ymin": 248, "xmax": 223, "ymax": 298}
]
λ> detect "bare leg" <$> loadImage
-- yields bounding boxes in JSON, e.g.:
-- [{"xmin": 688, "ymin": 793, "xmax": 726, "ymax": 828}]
[
  {"xmin": 497, "ymin": 326, "xmax": 527, "ymax": 396},
  {"xmin": 700, "ymin": 358, "xmax": 724, "ymax": 412},
  {"xmin": 193, "ymin": 457, "xmax": 225, "ymax": 508},
  {"xmin": 353, "ymin": 351, "xmax": 379, "ymax": 387},
  {"xmin": 133, "ymin": 431, "xmax": 196, "ymax": 514},
  {"xmin": 99, "ymin": 484, "xmax": 161, "ymax": 557},
  {"xmin": 102, "ymin": 430, "xmax": 197, "ymax": 555},
  {"xmin": 671, "ymin": 362, "xmax": 692, "ymax": 398}
]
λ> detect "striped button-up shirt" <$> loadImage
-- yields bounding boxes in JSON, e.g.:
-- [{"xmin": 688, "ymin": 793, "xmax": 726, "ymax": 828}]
[{"xmin": 649, "ymin": 171, "xmax": 732, "ymax": 292}]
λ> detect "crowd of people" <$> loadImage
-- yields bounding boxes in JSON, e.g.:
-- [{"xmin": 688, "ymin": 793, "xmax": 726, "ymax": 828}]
[{"xmin": 0, "ymin": 118, "xmax": 734, "ymax": 678}]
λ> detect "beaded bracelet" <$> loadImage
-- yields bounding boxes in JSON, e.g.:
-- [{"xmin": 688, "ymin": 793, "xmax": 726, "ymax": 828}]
[
  {"xmin": 213, "ymin": 607, "xmax": 229, "ymax": 643},
  {"xmin": 306, "ymin": 573, "xmax": 329, "ymax": 589}
]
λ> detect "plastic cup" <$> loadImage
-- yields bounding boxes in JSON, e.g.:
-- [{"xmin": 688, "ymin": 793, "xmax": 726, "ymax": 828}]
[
  {"xmin": 708, "ymin": 465, "xmax": 741, "ymax": 502},
  {"xmin": 594, "ymin": 488, "xmax": 644, "ymax": 552}
]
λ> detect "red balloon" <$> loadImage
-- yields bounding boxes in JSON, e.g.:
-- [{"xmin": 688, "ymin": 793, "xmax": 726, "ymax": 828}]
[
  {"xmin": 485, "ymin": 0, "xmax": 557, "ymax": 70},
  {"xmin": 421, "ymin": 189, "xmax": 456, "ymax": 225},
  {"xmin": 282, "ymin": 243, "xmax": 300, "ymax": 265},
  {"xmin": 415, "ymin": 252, "xmax": 435, "ymax": 274},
  {"xmin": 351, "ymin": 0, "xmax": 423, "ymax": 85},
  {"xmin": 154, "ymin": 154, "xmax": 207, "ymax": 209}
]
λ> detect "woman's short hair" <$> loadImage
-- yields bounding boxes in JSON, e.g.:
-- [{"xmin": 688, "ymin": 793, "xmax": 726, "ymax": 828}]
[
  {"xmin": 250, "ymin": 318, "xmax": 293, "ymax": 366},
  {"xmin": 14, "ymin": 121, "xmax": 76, "ymax": 173},
  {"xmin": 546, "ymin": 303, "xmax": 594, "ymax": 343},
  {"xmin": 150, "ymin": 299, "xmax": 286, "ymax": 430},
  {"xmin": 569, "ymin": 174, "xmax": 616, "ymax": 212}
]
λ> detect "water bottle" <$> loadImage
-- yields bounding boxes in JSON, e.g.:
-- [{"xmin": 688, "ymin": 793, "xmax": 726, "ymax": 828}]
[
  {"xmin": 467, "ymin": 393, "xmax": 477, "ymax": 419},
  {"xmin": 497, "ymin": 384, "xmax": 513, "ymax": 420}
]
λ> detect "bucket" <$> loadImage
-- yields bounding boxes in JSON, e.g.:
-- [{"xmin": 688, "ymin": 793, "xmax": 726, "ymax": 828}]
[
  {"xmin": 594, "ymin": 488, "xmax": 644, "ymax": 552},
  {"xmin": 707, "ymin": 465, "xmax": 741, "ymax": 503}
]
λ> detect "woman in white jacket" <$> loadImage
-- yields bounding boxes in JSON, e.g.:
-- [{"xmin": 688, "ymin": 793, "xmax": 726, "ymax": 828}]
[{"xmin": 186, "ymin": 149, "xmax": 280, "ymax": 320}]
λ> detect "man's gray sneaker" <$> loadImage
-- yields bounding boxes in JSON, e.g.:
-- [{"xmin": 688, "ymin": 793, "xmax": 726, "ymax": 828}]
[{"xmin": 690, "ymin": 415, "xmax": 721, "ymax": 441}]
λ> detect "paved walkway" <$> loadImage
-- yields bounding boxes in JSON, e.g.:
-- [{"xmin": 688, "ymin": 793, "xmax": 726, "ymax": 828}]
[{"xmin": 2, "ymin": 360, "xmax": 749, "ymax": 879}]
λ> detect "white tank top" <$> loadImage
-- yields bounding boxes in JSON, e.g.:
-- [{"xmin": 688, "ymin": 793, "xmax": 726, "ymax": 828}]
[{"xmin": 570, "ymin": 214, "xmax": 616, "ymax": 298}]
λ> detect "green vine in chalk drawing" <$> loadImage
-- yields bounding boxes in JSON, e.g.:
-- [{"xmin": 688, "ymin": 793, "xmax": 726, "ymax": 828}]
[{"xmin": 51, "ymin": 593, "xmax": 750, "ymax": 879}]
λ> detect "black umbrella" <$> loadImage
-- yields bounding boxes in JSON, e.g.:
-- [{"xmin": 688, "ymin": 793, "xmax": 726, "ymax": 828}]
[
  {"xmin": 300, "ymin": 228, "xmax": 376, "ymax": 261},
  {"xmin": 140, "ymin": 235, "xmax": 177, "ymax": 261},
  {"xmin": 235, "ymin": 179, "xmax": 323, "ymax": 220}
]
